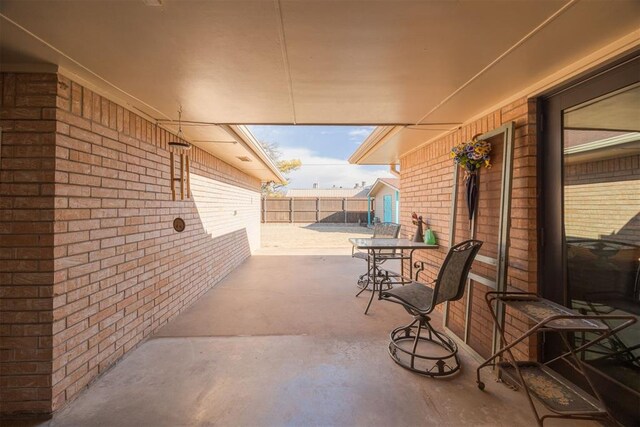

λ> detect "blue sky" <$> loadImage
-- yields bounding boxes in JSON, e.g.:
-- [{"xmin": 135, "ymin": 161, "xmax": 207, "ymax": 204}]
[{"xmin": 248, "ymin": 125, "xmax": 392, "ymax": 189}]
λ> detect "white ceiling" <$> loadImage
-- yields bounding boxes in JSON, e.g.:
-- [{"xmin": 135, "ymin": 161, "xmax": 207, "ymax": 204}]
[{"xmin": 1, "ymin": 0, "xmax": 639, "ymax": 169}]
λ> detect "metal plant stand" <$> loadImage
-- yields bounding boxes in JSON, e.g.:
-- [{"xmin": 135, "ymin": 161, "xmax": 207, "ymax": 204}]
[{"xmin": 477, "ymin": 291, "xmax": 636, "ymax": 426}]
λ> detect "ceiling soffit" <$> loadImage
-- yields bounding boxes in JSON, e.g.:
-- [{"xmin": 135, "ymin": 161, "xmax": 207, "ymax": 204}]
[
  {"xmin": 1, "ymin": 1, "xmax": 639, "ymax": 167},
  {"xmin": 281, "ymin": 0, "xmax": 566, "ymax": 124}
]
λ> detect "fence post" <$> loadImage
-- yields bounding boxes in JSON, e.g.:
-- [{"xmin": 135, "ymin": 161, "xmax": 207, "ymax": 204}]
[
  {"xmin": 343, "ymin": 198, "xmax": 347, "ymax": 223},
  {"xmin": 290, "ymin": 198, "xmax": 293, "ymax": 223},
  {"xmin": 316, "ymin": 197, "xmax": 319, "ymax": 222},
  {"xmin": 262, "ymin": 197, "xmax": 266, "ymax": 223}
]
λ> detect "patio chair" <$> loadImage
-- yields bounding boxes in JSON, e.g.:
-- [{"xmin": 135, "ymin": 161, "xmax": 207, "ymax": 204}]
[
  {"xmin": 380, "ymin": 239, "xmax": 482, "ymax": 377},
  {"xmin": 352, "ymin": 222, "xmax": 401, "ymax": 290}
]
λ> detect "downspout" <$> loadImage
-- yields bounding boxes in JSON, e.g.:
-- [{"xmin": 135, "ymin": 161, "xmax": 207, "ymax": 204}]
[
  {"xmin": 391, "ymin": 164, "xmax": 400, "ymax": 224},
  {"xmin": 395, "ymin": 190, "xmax": 400, "ymax": 224}
]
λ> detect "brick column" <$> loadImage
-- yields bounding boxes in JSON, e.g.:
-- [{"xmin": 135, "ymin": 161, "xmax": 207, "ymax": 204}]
[{"xmin": 0, "ymin": 73, "xmax": 58, "ymax": 415}]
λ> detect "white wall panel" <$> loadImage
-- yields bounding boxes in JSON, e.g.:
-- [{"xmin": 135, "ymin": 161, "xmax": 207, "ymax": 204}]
[{"xmin": 191, "ymin": 173, "xmax": 261, "ymax": 252}]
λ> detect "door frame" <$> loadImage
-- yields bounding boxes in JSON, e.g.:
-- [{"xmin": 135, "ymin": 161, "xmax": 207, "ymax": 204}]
[
  {"xmin": 539, "ymin": 53, "xmax": 640, "ymax": 308},
  {"xmin": 538, "ymin": 52, "xmax": 640, "ymax": 425}
]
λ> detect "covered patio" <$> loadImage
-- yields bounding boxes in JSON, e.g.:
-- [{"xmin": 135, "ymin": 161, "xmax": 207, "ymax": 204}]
[
  {"xmin": 25, "ymin": 244, "xmax": 586, "ymax": 426},
  {"xmin": 1, "ymin": 1, "xmax": 639, "ymax": 426}
]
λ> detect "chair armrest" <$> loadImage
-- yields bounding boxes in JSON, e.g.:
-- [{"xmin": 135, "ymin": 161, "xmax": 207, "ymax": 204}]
[
  {"xmin": 380, "ymin": 268, "xmax": 434, "ymax": 288},
  {"xmin": 413, "ymin": 260, "xmax": 440, "ymax": 281}
]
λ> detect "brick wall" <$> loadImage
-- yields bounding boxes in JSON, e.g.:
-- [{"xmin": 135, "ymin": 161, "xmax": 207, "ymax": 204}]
[
  {"xmin": 1, "ymin": 72, "xmax": 262, "ymax": 416},
  {"xmin": 400, "ymin": 97, "xmax": 538, "ymax": 359},
  {"xmin": 0, "ymin": 73, "xmax": 57, "ymax": 414}
]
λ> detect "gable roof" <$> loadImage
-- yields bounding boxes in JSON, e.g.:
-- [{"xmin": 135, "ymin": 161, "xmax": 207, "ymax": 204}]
[{"xmin": 367, "ymin": 178, "xmax": 399, "ymax": 196}]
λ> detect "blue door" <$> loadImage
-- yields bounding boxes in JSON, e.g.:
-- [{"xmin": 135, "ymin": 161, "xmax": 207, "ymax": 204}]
[{"xmin": 383, "ymin": 195, "xmax": 392, "ymax": 222}]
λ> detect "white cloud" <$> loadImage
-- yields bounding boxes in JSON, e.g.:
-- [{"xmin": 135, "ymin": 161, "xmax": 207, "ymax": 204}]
[
  {"xmin": 280, "ymin": 146, "xmax": 392, "ymax": 189},
  {"xmin": 348, "ymin": 126, "xmax": 375, "ymax": 142},
  {"xmin": 252, "ymin": 126, "xmax": 284, "ymax": 141}
]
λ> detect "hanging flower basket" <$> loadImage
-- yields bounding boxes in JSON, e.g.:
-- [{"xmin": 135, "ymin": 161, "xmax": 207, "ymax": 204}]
[{"xmin": 450, "ymin": 134, "xmax": 492, "ymax": 221}]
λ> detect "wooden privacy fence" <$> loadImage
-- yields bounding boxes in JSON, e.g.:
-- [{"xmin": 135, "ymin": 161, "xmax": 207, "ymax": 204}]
[{"xmin": 262, "ymin": 197, "xmax": 372, "ymax": 223}]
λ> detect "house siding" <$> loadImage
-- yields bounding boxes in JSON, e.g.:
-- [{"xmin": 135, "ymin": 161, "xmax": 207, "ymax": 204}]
[
  {"xmin": 372, "ymin": 186, "xmax": 398, "ymax": 224},
  {"xmin": 0, "ymin": 72, "xmax": 262, "ymax": 416}
]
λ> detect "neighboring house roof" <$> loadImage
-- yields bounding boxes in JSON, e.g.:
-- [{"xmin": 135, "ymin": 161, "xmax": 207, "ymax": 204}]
[
  {"xmin": 286, "ymin": 187, "xmax": 370, "ymax": 198},
  {"xmin": 367, "ymin": 178, "xmax": 400, "ymax": 196}
]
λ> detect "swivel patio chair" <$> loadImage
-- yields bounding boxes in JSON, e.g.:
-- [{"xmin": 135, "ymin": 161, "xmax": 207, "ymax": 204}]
[
  {"xmin": 352, "ymin": 222, "xmax": 401, "ymax": 291},
  {"xmin": 380, "ymin": 239, "xmax": 482, "ymax": 377}
]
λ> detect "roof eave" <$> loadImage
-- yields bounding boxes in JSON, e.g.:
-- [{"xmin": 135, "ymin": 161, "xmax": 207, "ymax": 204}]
[
  {"xmin": 224, "ymin": 125, "xmax": 287, "ymax": 184},
  {"xmin": 348, "ymin": 125, "xmax": 404, "ymax": 165}
]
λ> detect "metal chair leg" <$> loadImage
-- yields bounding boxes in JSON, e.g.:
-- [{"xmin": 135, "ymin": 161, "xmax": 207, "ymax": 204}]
[
  {"xmin": 356, "ymin": 255, "xmax": 374, "ymax": 291},
  {"xmin": 364, "ymin": 279, "xmax": 376, "ymax": 314},
  {"xmin": 356, "ymin": 272, "xmax": 371, "ymax": 296},
  {"xmin": 356, "ymin": 283, "xmax": 368, "ymax": 297}
]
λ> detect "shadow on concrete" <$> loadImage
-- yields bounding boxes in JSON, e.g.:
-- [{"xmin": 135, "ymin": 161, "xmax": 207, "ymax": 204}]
[{"xmin": 302, "ymin": 223, "xmax": 372, "ymax": 234}]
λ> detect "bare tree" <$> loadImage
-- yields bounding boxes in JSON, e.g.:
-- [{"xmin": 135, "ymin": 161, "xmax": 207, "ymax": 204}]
[{"xmin": 260, "ymin": 141, "xmax": 302, "ymax": 197}]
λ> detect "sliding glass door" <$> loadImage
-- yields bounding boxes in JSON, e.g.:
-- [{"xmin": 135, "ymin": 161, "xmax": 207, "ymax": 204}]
[{"xmin": 541, "ymin": 55, "xmax": 639, "ymax": 425}]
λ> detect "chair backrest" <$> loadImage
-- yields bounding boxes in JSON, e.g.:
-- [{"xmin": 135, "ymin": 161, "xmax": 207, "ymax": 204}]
[
  {"xmin": 372, "ymin": 222, "xmax": 401, "ymax": 239},
  {"xmin": 432, "ymin": 240, "xmax": 483, "ymax": 306},
  {"xmin": 372, "ymin": 222, "xmax": 401, "ymax": 256}
]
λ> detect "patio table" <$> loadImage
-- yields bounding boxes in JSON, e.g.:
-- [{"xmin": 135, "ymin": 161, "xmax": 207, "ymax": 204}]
[{"xmin": 349, "ymin": 238, "xmax": 439, "ymax": 314}]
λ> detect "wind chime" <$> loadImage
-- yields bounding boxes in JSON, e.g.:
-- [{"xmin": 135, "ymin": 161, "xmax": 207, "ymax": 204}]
[{"xmin": 168, "ymin": 107, "xmax": 191, "ymax": 201}]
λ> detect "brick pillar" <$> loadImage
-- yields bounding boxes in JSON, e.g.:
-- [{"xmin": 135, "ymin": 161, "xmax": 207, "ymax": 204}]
[
  {"xmin": 1, "ymin": 71, "xmax": 263, "ymax": 417},
  {"xmin": 0, "ymin": 73, "xmax": 57, "ymax": 416}
]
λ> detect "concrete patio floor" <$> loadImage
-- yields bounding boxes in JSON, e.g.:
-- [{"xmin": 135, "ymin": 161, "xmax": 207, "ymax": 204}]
[
  {"xmin": 24, "ymin": 251, "xmax": 599, "ymax": 426},
  {"xmin": 259, "ymin": 223, "xmax": 373, "ymax": 255}
]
